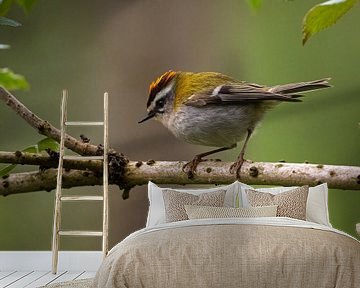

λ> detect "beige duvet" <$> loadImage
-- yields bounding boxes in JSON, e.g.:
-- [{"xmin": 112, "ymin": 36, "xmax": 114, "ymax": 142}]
[{"xmin": 92, "ymin": 218, "xmax": 360, "ymax": 288}]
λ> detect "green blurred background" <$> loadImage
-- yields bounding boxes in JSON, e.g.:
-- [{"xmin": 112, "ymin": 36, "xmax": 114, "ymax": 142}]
[{"xmin": 0, "ymin": 0, "xmax": 359, "ymax": 250}]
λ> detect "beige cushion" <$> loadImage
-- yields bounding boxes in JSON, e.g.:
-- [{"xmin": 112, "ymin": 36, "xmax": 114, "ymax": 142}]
[
  {"xmin": 162, "ymin": 189, "xmax": 226, "ymax": 223},
  {"xmin": 184, "ymin": 205, "xmax": 278, "ymax": 219},
  {"xmin": 146, "ymin": 181, "xmax": 242, "ymax": 228},
  {"xmin": 238, "ymin": 183, "xmax": 330, "ymax": 227},
  {"xmin": 245, "ymin": 186, "xmax": 309, "ymax": 220}
]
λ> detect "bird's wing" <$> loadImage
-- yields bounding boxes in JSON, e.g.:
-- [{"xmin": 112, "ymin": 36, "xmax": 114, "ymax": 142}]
[{"xmin": 184, "ymin": 83, "xmax": 301, "ymax": 107}]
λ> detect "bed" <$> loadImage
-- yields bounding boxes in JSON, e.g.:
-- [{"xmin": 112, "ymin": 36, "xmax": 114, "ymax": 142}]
[{"xmin": 92, "ymin": 182, "xmax": 360, "ymax": 288}]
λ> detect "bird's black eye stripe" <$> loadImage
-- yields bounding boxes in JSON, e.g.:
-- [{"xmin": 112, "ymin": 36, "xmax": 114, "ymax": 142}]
[{"xmin": 156, "ymin": 99, "xmax": 165, "ymax": 106}]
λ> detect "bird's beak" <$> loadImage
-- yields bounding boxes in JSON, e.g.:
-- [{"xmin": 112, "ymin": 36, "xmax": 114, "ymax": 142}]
[{"xmin": 138, "ymin": 111, "xmax": 156, "ymax": 124}]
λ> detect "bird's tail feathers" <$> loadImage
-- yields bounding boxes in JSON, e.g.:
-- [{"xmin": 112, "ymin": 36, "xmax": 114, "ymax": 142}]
[{"xmin": 268, "ymin": 78, "xmax": 331, "ymax": 96}]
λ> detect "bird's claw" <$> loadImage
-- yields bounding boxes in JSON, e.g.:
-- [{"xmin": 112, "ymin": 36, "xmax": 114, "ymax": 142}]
[
  {"xmin": 230, "ymin": 157, "xmax": 246, "ymax": 179},
  {"xmin": 182, "ymin": 156, "xmax": 204, "ymax": 179}
]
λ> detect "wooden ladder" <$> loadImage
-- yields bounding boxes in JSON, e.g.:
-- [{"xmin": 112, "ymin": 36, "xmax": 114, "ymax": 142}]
[{"xmin": 51, "ymin": 90, "xmax": 109, "ymax": 274}]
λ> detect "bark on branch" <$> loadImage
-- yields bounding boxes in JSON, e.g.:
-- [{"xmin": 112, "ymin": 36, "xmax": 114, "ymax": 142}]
[
  {"xmin": 123, "ymin": 160, "xmax": 360, "ymax": 189},
  {"xmin": 1, "ymin": 160, "xmax": 359, "ymax": 196},
  {"xmin": 0, "ymin": 87, "xmax": 101, "ymax": 156},
  {"xmin": 0, "ymin": 151, "xmax": 102, "ymax": 172},
  {"xmin": 0, "ymin": 169, "xmax": 100, "ymax": 196}
]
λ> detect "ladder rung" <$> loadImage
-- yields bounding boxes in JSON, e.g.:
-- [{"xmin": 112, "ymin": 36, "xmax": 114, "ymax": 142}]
[
  {"xmin": 63, "ymin": 155, "xmax": 103, "ymax": 160},
  {"xmin": 59, "ymin": 231, "xmax": 103, "ymax": 237},
  {"xmin": 65, "ymin": 121, "xmax": 104, "ymax": 126},
  {"xmin": 61, "ymin": 196, "xmax": 104, "ymax": 201}
]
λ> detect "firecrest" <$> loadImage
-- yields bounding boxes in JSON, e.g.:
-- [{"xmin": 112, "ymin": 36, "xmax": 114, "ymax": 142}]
[{"xmin": 139, "ymin": 71, "xmax": 330, "ymax": 178}]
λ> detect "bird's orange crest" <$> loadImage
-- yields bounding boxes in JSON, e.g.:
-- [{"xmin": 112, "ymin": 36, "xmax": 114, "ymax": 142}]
[{"xmin": 147, "ymin": 71, "xmax": 177, "ymax": 108}]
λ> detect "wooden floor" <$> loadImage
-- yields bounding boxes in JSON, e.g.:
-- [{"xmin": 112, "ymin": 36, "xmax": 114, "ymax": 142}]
[
  {"xmin": 0, "ymin": 270, "xmax": 95, "ymax": 288},
  {"xmin": 0, "ymin": 251, "xmax": 102, "ymax": 288}
]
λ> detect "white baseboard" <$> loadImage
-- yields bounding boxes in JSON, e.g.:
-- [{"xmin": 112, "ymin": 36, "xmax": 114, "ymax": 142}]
[{"xmin": 0, "ymin": 251, "xmax": 102, "ymax": 271}]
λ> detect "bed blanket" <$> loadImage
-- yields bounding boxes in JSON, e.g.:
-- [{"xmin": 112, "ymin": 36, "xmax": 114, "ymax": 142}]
[{"xmin": 93, "ymin": 218, "xmax": 360, "ymax": 288}]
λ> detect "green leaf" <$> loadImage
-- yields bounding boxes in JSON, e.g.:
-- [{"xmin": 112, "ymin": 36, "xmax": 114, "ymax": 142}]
[
  {"xmin": 16, "ymin": 0, "xmax": 37, "ymax": 13},
  {"xmin": 22, "ymin": 137, "xmax": 59, "ymax": 154},
  {"xmin": 303, "ymin": 0, "xmax": 358, "ymax": 45},
  {"xmin": 0, "ymin": 16, "xmax": 21, "ymax": 26},
  {"xmin": 0, "ymin": 0, "xmax": 14, "ymax": 16},
  {"xmin": 37, "ymin": 137, "xmax": 60, "ymax": 152},
  {"xmin": 0, "ymin": 164, "xmax": 16, "ymax": 178},
  {"xmin": 0, "ymin": 0, "xmax": 37, "ymax": 16},
  {"xmin": 22, "ymin": 145, "xmax": 38, "ymax": 153},
  {"xmin": 0, "ymin": 68, "xmax": 29, "ymax": 91},
  {"xmin": 0, "ymin": 138, "xmax": 59, "ymax": 177},
  {"xmin": 246, "ymin": 0, "xmax": 262, "ymax": 10}
]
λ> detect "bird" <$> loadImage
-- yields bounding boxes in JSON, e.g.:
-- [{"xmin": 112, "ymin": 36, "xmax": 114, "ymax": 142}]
[{"xmin": 139, "ymin": 71, "xmax": 331, "ymax": 178}]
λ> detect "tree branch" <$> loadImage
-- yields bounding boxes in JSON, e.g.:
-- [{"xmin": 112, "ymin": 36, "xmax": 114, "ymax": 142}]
[
  {"xmin": 1, "ymin": 160, "xmax": 359, "ymax": 196},
  {"xmin": 0, "ymin": 169, "xmax": 100, "ymax": 196},
  {"xmin": 0, "ymin": 87, "xmax": 101, "ymax": 156},
  {"xmin": 0, "ymin": 151, "xmax": 102, "ymax": 172},
  {"xmin": 124, "ymin": 160, "xmax": 360, "ymax": 189}
]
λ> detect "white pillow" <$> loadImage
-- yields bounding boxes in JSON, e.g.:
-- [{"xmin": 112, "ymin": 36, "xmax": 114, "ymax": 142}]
[
  {"xmin": 238, "ymin": 183, "xmax": 331, "ymax": 227},
  {"xmin": 146, "ymin": 181, "xmax": 242, "ymax": 228}
]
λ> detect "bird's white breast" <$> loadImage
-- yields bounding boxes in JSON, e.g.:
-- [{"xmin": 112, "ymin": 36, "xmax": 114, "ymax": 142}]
[{"xmin": 163, "ymin": 105, "xmax": 263, "ymax": 147}]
